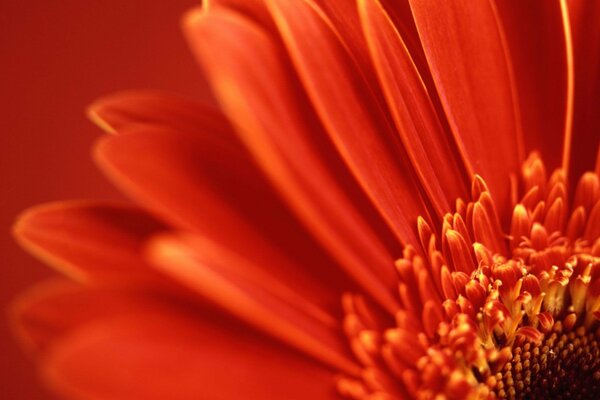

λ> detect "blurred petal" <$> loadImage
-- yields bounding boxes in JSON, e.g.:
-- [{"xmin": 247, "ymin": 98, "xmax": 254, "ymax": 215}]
[
  {"xmin": 208, "ymin": 0, "xmax": 272, "ymax": 26},
  {"xmin": 266, "ymin": 0, "xmax": 432, "ymax": 239},
  {"xmin": 96, "ymin": 127, "xmax": 351, "ymax": 310},
  {"xmin": 91, "ymin": 92, "xmax": 349, "ymax": 286},
  {"xmin": 148, "ymin": 233, "xmax": 360, "ymax": 375},
  {"xmin": 359, "ymin": 0, "xmax": 468, "ymax": 214},
  {"xmin": 12, "ymin": 280, "xmax": 163, "ymax": 355},
  {"xmin": 184, "ymin": 7, "xmax": 400, "ymax": 313},
  {"xmin": 15, "ymin": 282, "xmax": 337, "ymax": 400},
  {"xmin": 408, "ymin": 0, "xmax": 524, "ymax": 214},
  {"xmin": 13, "ymin": 201, "xmax": 167, "ymax": 286},
  {"xmin": 88, "ymin": 90, "xmax": 230, "ymax": 137},
  {"xmin": 46, "ymin": 318, "xmax": 337, "ymax": 400}
]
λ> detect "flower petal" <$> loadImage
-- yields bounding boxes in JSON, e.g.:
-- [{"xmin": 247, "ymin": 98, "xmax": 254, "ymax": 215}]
[
  {"xmin": 567, "ymin": 0, "xmax": 600, "ymax": 183},
  {"xmin": 148, "ymin": 233, "xmax": 360, "ymax": 375},
  {"xmin": 96, "ymin": 127, "xmax": 353, "ymax": 311},
  {"xmin": 11, "ymin": 280, "xmax": 164, "ymax": 356},
  {"xmin": 47, "ymin": 318, "xmax": 337, "ymax": 400},
  {"xmin": 265, "ymin": 0, "xmax": 432, "ymax": 239},
  {"xmin": 13, "ymin": 201, "xmax": 167, "ymax": 287},
  {"xmin": 212, "ymin": 0, "xmax": 382, "ymax": 79},
  {"xmin": 15, "ymin": 283, "xmax": 337, "ymax": 400},
  {"xmin": 88, "ymin": 90, "xmax": 230, "ymax": 136},
  {"xmin": 408, "ymin": 0, "xmax": 524, "ymax": 214},
  {"xmin": 184, "ymin": 7, "xmax": 400, "ymax": 312},
  {"xmin": 359, "ymin": 0, "xmax": 468, "ymax": 214},
  {"xmin": 494, "ymin": 1, "xmax": 570, "ymax": 171},
  {"xmin": 207, "ymin": 0, "xmax": 272, "ymax": 26}
]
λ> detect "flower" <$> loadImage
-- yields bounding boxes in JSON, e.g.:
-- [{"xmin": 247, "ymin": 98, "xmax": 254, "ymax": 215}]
[{"xmin": 11, "ymin": 0, "xmax": 600, "ymax": 399}]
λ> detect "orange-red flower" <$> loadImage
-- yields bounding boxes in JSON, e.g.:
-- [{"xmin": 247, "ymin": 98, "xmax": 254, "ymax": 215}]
[{"xmin": 11, "ymin": 1, "xmax": 600, "ymax": 399}]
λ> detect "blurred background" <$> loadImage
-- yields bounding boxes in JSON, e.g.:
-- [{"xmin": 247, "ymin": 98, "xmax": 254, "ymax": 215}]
[{"xmin": 0, "ymin": 1, "xmax": 210, "ymax": 397}]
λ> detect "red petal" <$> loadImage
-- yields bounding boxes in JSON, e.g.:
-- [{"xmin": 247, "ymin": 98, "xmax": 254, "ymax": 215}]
[
  {"xmin": 184, "ymin": 8, "xmax": 399, "ymax": 313},
  {"xmin": 88, "ymin": 90, "xmax": 231, "ymax": 137},
  {"xmin": 12, "ymin": 280, "xmax": 166, "ymax": 356},
  {"xmin": 266, "ymin": 0, "xmax": 432, "ymax": 242},
  {"xmin": 47, "ymin": 318, "xmax": 337, "ymax": 400},
  {"xmin": 13, "ymin": 201, "xmax": 167, "ymax": 287},
  {"xmin": 15, "ymin": 283, "xmax": 337, "ymax": 400},
  {"xmin": 96, "ymin": 127, "xmax": 352, "ymax": 310},
  {"xmin": 359, "ymin": 0, "xmax": 468, "ymax": 215},
  {"xmin": 495, "ymin": 1, "xmax": 571, "ymax": 171},
  {"xmin": 207, "ymin": 0, "xmax": 272, "ymax": 27},
  {"xmin": 91, "ymin": 92, "xmax": 345, "ymax": 282},
  {"xmin": 213, "ymin": 0, "xmax": 387, "ymax": 86},
  {"xmin": 148, "ymin": 233, "xmax": 360, "ymax": 375},
  {"xmin": 408, "ymin": 0, "xmax": 524, "ymax": 215},
  {"xmin": 567, "ymin": 1, "xmax": 600, "ymax": 183}
]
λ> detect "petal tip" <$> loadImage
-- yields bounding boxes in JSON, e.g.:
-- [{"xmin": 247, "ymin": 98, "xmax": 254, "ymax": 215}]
[
  {"xmin": 86, "ymin": 102, "xmax": 117, "ymax": 134},
  {"xmin": 12, "ymin": 202, "xmax": 60, "ymax": 243},
  {"xmin": 181, "ymin": 6, "xmax": 206, "ymax": 31}
]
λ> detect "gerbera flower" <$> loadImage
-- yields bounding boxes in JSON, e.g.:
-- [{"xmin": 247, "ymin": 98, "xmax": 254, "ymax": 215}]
[{"xmin": 11, "ymin": 0, "xmax": 600, "ymax": 399}]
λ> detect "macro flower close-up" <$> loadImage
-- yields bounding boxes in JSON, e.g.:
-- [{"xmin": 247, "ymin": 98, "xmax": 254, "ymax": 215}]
[{"xmin": 5, "ymin": 0, "xmax": 600, "ymax": 399}]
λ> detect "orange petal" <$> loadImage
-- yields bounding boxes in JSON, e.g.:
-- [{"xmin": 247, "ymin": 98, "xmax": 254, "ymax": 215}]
[
  {"xmin": 88, "ymin": 90, "xmax": 232, "ymax": 137},
  {"xmin": 359, "ymin": 0, "xmax": 468, "ymax": 215},
  {"xmin": 567, "ymin": 1, "xmax": 600, "ymax": 184},
  {"xmin": 378, "ymin": 0, "xmax": 426, "ymax": 62},
  {"xmin": 207, "ymin": 0, "xmax": 272, "ymax": 27},
  {"xmin": 214, "ymin": 0, "xmax": 430, "ymax": 137},
  {"xmin": 12, "ymin": 280, "xmax": 168, "ymax": 356},
  {"xmin": 495, "ymin": 1, "xmax": 570, "ymax": 171},
  {"xmin": 408, "ymin": 0, "xmax": 524, "ymax": 215},
  {"xmin": 266, "ymin": 0, "xmax": 432, "ymax": 241},
  {"xmin": 96, "ymin": 127, "xmax": 353, "ymax": 310},
  {"xmin": 184, "ymin": 7, "xmax": 399, "ymax": 313},
  {"xmin": 13, "ymin": 201, "xmax": 167, "ymax": 287},
  {"xmin": 148, "ymin": 233, "xmax": 360, "ymax": 375},
  {"xmin": 213, "ymin": 0, "xmax": 383, "ymax": 84},
  {"xmin": 16, "ymin": 283, "xmax": 336, "ymax": 400},
  {"xmin": 91, "ymin": 93, "xmax": 342, "ymax": 277}
]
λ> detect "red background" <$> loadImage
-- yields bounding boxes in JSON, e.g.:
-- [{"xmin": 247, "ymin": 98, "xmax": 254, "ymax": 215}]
[{"xmin": 0, "ymin": 1, "xmax": 209, "ymax": 397}]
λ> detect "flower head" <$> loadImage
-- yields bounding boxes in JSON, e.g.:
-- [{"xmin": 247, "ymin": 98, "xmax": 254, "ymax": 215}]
[
  {"xmin": 11, "ymin": 1, "xmax": 600, "ymax": 399},
  {"xmin": 338, "ymin": 154, "xmax": 600, "ymax": 399}
]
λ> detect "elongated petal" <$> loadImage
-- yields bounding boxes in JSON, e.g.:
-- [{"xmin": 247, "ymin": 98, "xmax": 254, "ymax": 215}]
[
  {"xmin": 184, "ymin": 8, "xmax": 399, "ymax": 312},
  {"xmin": 266, "ymin": 0, "xmax": 431, "ymax": 240},
  {"xmin": 212, "ymin": 0, "xmax": 382, "ymax": 84},
  {"xmin": 148, "ymin": 233, "xmax": 360, "ymax": 375},
  {"xmin": 377, "ymin": 0, "xmax": 450, "ymax": 123},
  {"xmin": 88, "ymin": 90, "xmax": 231, "ymax": 137},
  {"xmin": 567, "ymin": 0, "xmax": 600, "ymax": 183},
  {"xmin": 359, "ymin": 0, "xmax": 468, "ymax": 214},
  {"xmin": 207, "ymin": 0, "xmax": 272, "ymax": 26},
  {"xmin": 13, "ymin": 201, "xmax": 167, "ymax": 286},
  {"xmin": 96, "ymin": 127, "xmax": 351, "ymax": 310},
  {"xmin": 408, "ymin": 0, "xmax": 524, "ymax": 215},
  {"xmin": 15, "ymin": 283, "xmax": 336, "ymax": 400},
  {"xmin": 378, "ymin": 0, "xmax": 425, "ymax": 62},
  {"xmin": 494, "ymin": 1, "xmax": 569, "ymax": 171},
  {"xmin": 12, "ymin": 280, "xmax": 167, "ymax": 355},
  {"xmin": 47, "ymin": 317, "xmax": 337, "ymax": 400}
]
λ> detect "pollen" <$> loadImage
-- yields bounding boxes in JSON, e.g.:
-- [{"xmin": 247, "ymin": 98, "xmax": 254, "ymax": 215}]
[
  {"xmin": 338, "ymin": 153, "xmax": 600, "ymax": 400},
  {"xmin": 493, "ymin": 324, "xmax": 600, "ymax": 399}
]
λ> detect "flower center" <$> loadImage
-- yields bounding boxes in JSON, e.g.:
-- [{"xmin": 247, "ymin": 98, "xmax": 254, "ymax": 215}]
[
  {"xmin": 337, "ymin": 154, "xmax": 600, "ymax": 400},
  {"xmin": 492, "ymin": 323, "xmax": 600, "ymax": 399}
]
